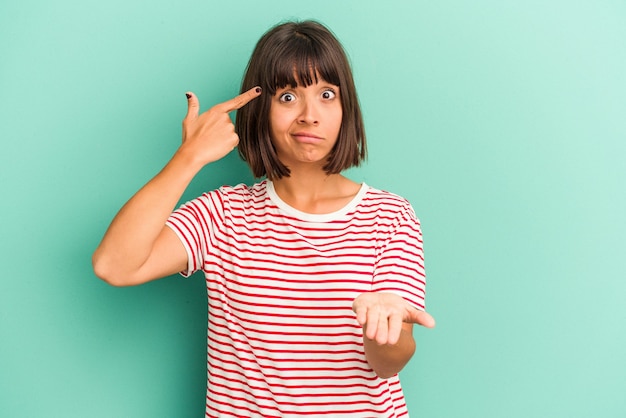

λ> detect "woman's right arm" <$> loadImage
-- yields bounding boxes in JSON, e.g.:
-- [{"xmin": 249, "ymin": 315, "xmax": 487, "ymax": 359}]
[{"xmin": 92, "ymin": 87, "xmax": 261, "ymax": 286}]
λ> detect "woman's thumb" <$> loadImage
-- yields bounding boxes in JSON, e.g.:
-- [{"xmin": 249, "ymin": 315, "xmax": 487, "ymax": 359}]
[
  {"xmin": 184, "ymin": 92, "xmax": 200, "ymax": 121},
  {"xmin": 407, "ymin": 309, "xmax": 436, "ymax": 328}
]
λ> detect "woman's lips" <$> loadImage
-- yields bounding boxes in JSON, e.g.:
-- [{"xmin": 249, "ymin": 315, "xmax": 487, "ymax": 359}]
[{"xmin": 292, "ymin": 132, "xmax": 323, "ymax": 143}]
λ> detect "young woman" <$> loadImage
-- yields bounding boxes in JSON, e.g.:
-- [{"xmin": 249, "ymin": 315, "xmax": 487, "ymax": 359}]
[{"xmin": 93, "ymin": 20, "xmax": 434, "ymax": 417}]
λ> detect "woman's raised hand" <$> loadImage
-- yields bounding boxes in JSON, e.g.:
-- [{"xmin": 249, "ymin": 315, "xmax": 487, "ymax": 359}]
[
  {"xmin": 180, "ymin": 86, "xmax": 261, "ymax": 167},
  {"xmin": 353, "ymin": 292, "xmax": 436, "ymax": 345}
]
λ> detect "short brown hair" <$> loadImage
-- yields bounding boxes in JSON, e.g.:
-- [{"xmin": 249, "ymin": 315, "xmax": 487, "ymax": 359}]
[{"xmin": 236, "ymin": 20, "xmax": 367, "ymax": 179}]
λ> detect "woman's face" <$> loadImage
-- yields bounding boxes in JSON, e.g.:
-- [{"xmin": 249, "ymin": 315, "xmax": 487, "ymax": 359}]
[{"xmin": 269, "ymin": 78, "xmax": 343, "ymax": 170}]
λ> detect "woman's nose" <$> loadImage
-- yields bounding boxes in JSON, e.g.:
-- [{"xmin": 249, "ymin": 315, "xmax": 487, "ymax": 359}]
[{"xmin": 297, "ymin": 99, "xmax": 319, "ymax": 125}]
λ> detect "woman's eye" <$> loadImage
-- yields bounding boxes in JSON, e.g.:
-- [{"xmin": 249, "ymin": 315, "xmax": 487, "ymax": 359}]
[
  {"xmin": 279, "ymin": 92, "xmax": 296, "ymax": 103},
  {"xmin": 321, "ymin": 89, "xmax": 336, "ymax": 100}
]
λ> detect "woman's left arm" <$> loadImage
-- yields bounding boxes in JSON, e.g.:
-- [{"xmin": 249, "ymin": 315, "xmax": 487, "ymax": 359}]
[{"xmin": 353, "ymin": 292, "xmax": 435, "ymax": 379}]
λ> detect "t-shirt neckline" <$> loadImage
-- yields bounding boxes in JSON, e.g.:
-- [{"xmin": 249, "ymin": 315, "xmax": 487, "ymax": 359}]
[{"xmin": 266, "ymin": 180, "xmax": 369, "ymax": 222}]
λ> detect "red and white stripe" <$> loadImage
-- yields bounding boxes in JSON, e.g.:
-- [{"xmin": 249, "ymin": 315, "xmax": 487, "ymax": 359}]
[{"xmin": 166, "ymin": 180, "xmax": 426, "ymax": 417}]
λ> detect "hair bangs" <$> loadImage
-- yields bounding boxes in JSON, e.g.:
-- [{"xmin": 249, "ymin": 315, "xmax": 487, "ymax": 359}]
[{"xmin": 265, "ymin": 39, "xmax": 342, "ymax": 94}]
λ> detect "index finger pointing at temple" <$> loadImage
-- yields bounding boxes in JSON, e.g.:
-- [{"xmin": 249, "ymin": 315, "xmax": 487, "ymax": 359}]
[{"xmin": 218, "ymin": 86, "xmax": 262, "ymax": 113}]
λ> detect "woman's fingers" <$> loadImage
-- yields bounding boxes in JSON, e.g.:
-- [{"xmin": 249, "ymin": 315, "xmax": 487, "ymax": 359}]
[
  {"xmin": 184, "ymin": 86, "xmax": 261, "ymax": 127},
  {"xmin": 362, "ymin": 303, "xmax": 396, "ymax": 345},
  {"xmin": 369, "ymin": 312, "xmax": 403, "ymax": 345},
  {"xmin": 354, "ymin": 305, "xmax": 367, "ymax": 326},
  {"xmin": 375, "ymin": 313, "xmax": 389, "ymax": 345},
  {"xmin": 365, "ymin": 306, "xmax": 380, "ymax": 341},
  {"xmin": 187, "ymin": 86, "xmax": 261, "ymax": 116},
  {"xmin": 184, "ymin": 91, "xmax": 200, "ymax": 121},
  {"xmin": 353, "ymin": 292, "xmax": 435, "ymax": 345},
  {"xmin": 179, "ymin": 87, "xmax": 261, "ymax": 164},
  {"xmin": 214, "ymin": 86, "xmax": 262, "ymax": 113},
  {"xmin": 405, "ymin": 309, "xmax": 436, "ymax": 328},
  {"xmin": 386, "ymin": 313, "xmax": 403, "ymax": 345}
]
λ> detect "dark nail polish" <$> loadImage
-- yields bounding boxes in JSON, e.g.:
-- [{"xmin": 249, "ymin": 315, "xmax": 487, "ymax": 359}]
[
  {"xmin": 255, "ymin": 87, "xmax": 262, "ymax": 94},
  {"xmin": 185, "ymin": 93, "xmax": 191, "ymax": 99}
]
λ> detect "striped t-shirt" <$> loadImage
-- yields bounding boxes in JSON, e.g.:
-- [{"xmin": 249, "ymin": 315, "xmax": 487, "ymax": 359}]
[{"xmin": 166, "ymin": 180, "xmax": 426, "ymax": 417}]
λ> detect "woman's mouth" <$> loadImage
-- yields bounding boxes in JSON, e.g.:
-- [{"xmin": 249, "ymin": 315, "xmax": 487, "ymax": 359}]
[{"xmin": 292, "ymin": 132, "xmax": 323, "ymax": 143}]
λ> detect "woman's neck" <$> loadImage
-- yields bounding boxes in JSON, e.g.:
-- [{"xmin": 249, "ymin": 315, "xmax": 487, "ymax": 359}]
[{"xmin": 271, "ymin": 170, "xmax": 361, "ymax": 214}]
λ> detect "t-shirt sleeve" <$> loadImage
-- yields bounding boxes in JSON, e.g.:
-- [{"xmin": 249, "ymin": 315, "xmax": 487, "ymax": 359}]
[
  {"xmin": 165, "ymin": 191, "xmax": 223, "ymax": 277},
  {"xmin": 372, "ymin": 202, "xmax": 427, "ymax": 311}
]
